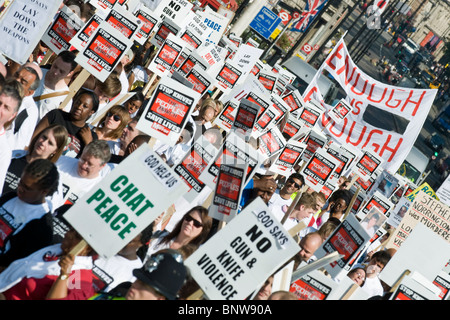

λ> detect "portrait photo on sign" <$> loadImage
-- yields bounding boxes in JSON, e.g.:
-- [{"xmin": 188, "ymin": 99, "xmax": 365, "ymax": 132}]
[{"xmin": 359, "ymin": 207, "xmax": 387, "ymax": 237}]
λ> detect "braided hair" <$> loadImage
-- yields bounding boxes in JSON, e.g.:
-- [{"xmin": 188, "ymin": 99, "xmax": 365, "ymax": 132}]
[{"xmin": 23, "ymin": 159, "xmax": 59, "ymax": 197}]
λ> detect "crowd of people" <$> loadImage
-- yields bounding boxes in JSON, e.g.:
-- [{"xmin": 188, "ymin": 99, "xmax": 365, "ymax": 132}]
[{"xmin": 0, "ymin": 0, "xmax": 430, "ymax": 301}]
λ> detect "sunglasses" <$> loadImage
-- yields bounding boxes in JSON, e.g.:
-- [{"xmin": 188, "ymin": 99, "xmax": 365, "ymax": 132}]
[
  {"xmin": 286, "ymin": 179, "xmax": 301, "ymax": 189},
  {"xmin": 107, "ymin": 112, "xmax": 121, "ymax": 122},
  {"xmin": 184, "ymin": 215, "xmax": 203, "ymax": 228}
]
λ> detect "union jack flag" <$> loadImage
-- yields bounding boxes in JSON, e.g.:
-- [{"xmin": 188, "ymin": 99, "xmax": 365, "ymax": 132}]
[{"xmin": 291, "ymin": 0, "xmax": 329, "ymax": 32}]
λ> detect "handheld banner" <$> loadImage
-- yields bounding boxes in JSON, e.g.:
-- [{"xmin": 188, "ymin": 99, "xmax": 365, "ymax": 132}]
[
  {"xmin": 184, "ymin": 197, "xmax": 299, "ymax": 300},
  {"xmin": 354, "ymin": 149, "xmax": 383, "ymax": 182},
  {"xmin": 70, "ymin": 13, "xmax": 104, "ymax": 51},
  {"xmin": 270, "ymin": 94, "xmax": 290, "ymax": 124},
  {"xmin": 356, "ymin": 190, "xmax": 393, "ymax": 221},
  {"xmin": 104, "ymin": 6, "xmax": 141, "ymax": 41},
  {"xmin": 301, "ymin": 147, "xmax": 340, "ymax": 193},
  {"xmin": 136, "ymin": 76, "xmax": 201, "ymax": 146},
  {"xmin": 63, "ymin": 144, "xmax": 189, "ymax": 258},
  {"xmin": 282, "ymin": 114, "xmax": 306, "ymax": 141},
  {"xmin": 151, "ymin": 17, "xmax": 181, "ymax": 48},
  {"xmin": 198, "ymin": 6, "xmax": 230, "ymax": 45},
  {"xmin": 199, "ymin": 131, "xmax": 264, "ymax": 190},
  {"xmin": 245, "ymin": 90, "xmax": 271, "ymax": 119},
  {"xmin": 148, "ymin": 33, "xmax": 185, "ymax": 77},
  {"xmin": 358, "ymin": 206, "xmax": 387, "ymax": 237},
  {"xmin": 328, "ymin": 99, "xmax": 353, "ymax": 124},
  {"xmin": 213, "ymin": 99, "xmax": 239, "ymax": 132},
  {"xmin": 185, "ymin": 66, "xmax": 214, "ymax": 96},
  {"xmin": 174, "ymin": 136, "xmax": 218, "ymax": 203},
  {"xmin": 231, "ymin": 99, "xmax": 261, "ymax": 140},
  {"xmin": 209, "ymin": 155, "xmax": 247, "ymax": 222},
  {"xmin": 385, "ymin": 191, "xmax": 450, "ymax": 250},
  {"xmin": 301, "ymin": 128, "xmax": 328, "ymax": 162},
  {"xmin": 75, "ymin": 21, "xmax": 133, "ymax": 82},
  {"xmin": 215, "ymin": 61, "xmax": 244, "ymax": 94},
  {"xmin": 282, "ymin": 89, "xmax": 305, "ymax": 113},
  {"xmin": 386, "ymin": 197, "xmax": 411, "ymax": 229},
  {"xmin": 390, "ymin": 273, "xmax": 440, "ymax": 300},
  {"xmin": 177, "ymin": 50, "xmax": 209, "ymax": 76},
  {"xmin": 0, "ymin": 0, "xmax": 63, "ymax": 65},
  {"xmin": 252, "ymin": 105, "xmax": 281, "ymax": 138},
  {"xmin": 289, "ymin": 269, "xmax": 338, "ymax": 300},
  {"xmin": 326, "ymin": 144, "xmax": 352, "ymax": 179},
  {"xmin": 152, "ymin": 0, "xmax": 193, "ymax": 24},
  {"xmin": 134, "ymin": 5, "xmax": 160, "ymax": 45},
  {"xmin": 297, "ymin": 100, "xmax": 325, "ymax": 128},
  {"xmin": 315, "ymin": 215, "xmax": 372, "ymax": 279},
  {"xmin": 41, "ymin": 5, "xmax": 85, "ymax": 54},
  {"xmin": 269, "ymin": 141, "xmax": 306, "ymax": 177},
  {"xmin": 257, "ymin": 126, "xmax": 287, "ymax": 159}
]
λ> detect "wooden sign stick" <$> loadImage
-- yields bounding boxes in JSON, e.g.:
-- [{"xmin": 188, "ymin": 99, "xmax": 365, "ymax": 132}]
[
  {"xmin": 69, "ymin": 239, "xmax": 88, "ymax": 257},
  {"xmin": 186, "ymin": 288, "xmax": 204, "ymax": 300},
  {"xmin": 40, "ymin": 49, "xmax": 54, "ymax": 66},
  {"xmin": 342, "ymin": 186, "xmax": 360, "ymax": 220},
  {"xmin": 281, "ymin": 185, "xmax": 308, "ymax": 225},
  {"xmin": 389, "ymin": 269, "xmax": 411, "ymax": 293},
  {"xmin": 341, "ymin": 283, "xmax": 360, "ymax": 300},
  {"xmin": 143, "ymin": 73, "xmax": 158, "ymax": 98},
  {"xmin": 58, "ymin": 69, "xmax": 91, "ymax": 111}
]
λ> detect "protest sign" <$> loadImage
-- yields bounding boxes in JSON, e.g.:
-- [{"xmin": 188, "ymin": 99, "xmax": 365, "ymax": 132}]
[
  {"xmin": 70, "ymin": 13, "xmax": 104, "ymax": 51},
  {"xmin": 199, "ymin": 131, "xmax": 264, "ymax": 190},
  {"xmin": 281, "ymin": 114, "xmax": 307, "ymax": 141},
  {"xmin": 315, "ymin": 214, "xmax": 372, "ymax": 279},
  {"xmin": 351, "ymin": 168, "xmax": 381, "ymax": 195},
  {"xmin": 184, "ymin": 197, "xmax": 299, "ymax": 300},
  {"xmin": 231, "ymin": 98, "xmax": 261, "ymax": 140},
  {"xmin": 0, "ymin": 0, "xmax": 62, "ymax": 65},
  {"xmin": 390, "ymin": 272, "xmax": 440, "ymax": 300},
  {"xmin": 215, "ymin": 61, "xmax": 244, "ymax": 94},
  {"xmin": 358, "ymin": 206, "xmax": 387, "ymax": 237},
  {"xmin": 198, "ymin": 6, "xmax": 230, "ymax": 45},
  {"xmin": 63, "ymin": 144, "xmax": 189, "ymax": 258},
  {"xmin": 356, "ymin": 190, "xmax": 393, "ymax": 221},
  {"xmin": 354, "ymin": 149, "xmax": 383, "ymax": 182},
  {"xmin": 245, "ymin": 90, "xmax": 271, "ymax": 119},
  {"xmin": 181, "ymin": 12, "xmax": 209, "ymax": 49},
  {"xmin": 151, "ymin": 17, "xmax": 181, "ymax": 47},
  {"xmin": 386, "ymin": 197, "xmax": 411, "ymax": 229},
  {"xmin": 270, "ymin": 94, "xmax": 290, "ymax": 124},
  {"xmin": 385, "ymin": 191, "xmax": 450, "ymax": 250},
  {"xmin": 433, "ymin": 272, "xmax": 450, "ymax": 300},
  {"xmin": 104, "ymin": 5, "xmax": 141, "ymax": 41},
  {"xmin": 436, "ymin": 174, "xmax": 450, "ymax": 207},
  {"xmin": 249, "ymin": 60, "xmax": 265, "ymax": 77},
  {"xmin": 90, "ymin": 0, "xmax": 122, "ymax": 14},
  {"xmin": 257, "ymin": 70, "xmax": 278, "ymax": 93},
  {"xmin": 213, "ymin": 99, "xmax": 239, "ymax": 132},
  {"xmin": 136, "ymin": 76, "xmax": 200, "ymax": 146},
  {"xmin": 367, "ymin": 170, "xmax": 399, "ymax": 200},
  {"xmin": 174, "ymin": 136, "xmax": 218, "ymax": 203},
  {"xmin": 152, "ymin": 0, "xmax": 193, "ymax": 25},
  {"xmin": 405, "ymin": 182, "xmax": 439, "ymax": 202},
  {"xmin": 297, "ymin": 100, "xmax": 325, "ymax": 128},
  {"xmin": 41, "ymin": 5, "xmax": 84, "ymax": 55},
  {"xmin": 252, "ymin": 105, "xmax": 281, "ymax": 138},
  {"xmin": 301, "ymin": 128, "xmax": 328, "ymax": 162},
  {"xmin": 282, "ymin": 89, "xmax": 305, "ymax": 113},
  {"xmin": 301, "ymin": 147, "xmax": 340, "ymax": 193},
  {"xmin": 209, "ymin": 155, "xmax": 247, "ymax": 222},
  {"xmin": 302, "ymin": 38, "xmax": 437, "ymax": 173},
  {"xmin": 134, "ymin": 5, "xmax": 160, "ymax": 45},
  {"xmin": 326, "ymin": 144, "xmax": 352, "ymax": 179},
  {"xmin": 381, "ymin": 222, "xmax": 450, "ymax": 290},
  {"xmin": 197, "ymin": 43, "xmax": 223, "ymax": 75},
  {"xmin": 230, "ymin": 43, "xmax": 264, "ymax": 76},
  {"xmin": 75, "ymin": 21, "xmax": 133, "ymax": 82},
  {"xmin": 350, "ymin": 189, "xmax": 366, "ymax": 215},
  {"xmin": 185, "ymin": 66, "xmax": 214, "ymax": 96},
  {"xmin": 328, "ymin": 99, "xmax": 353, "ymax": 124},
  {"xmin": 289, "ymin": 269, "xmax": 337, "ymax": 300},
  {"xmin": 257, "ymin": 126, "xmax": 286, "ymax": 159},
  {"xmin": 177, "ymin": 50, "xmax": 209, "ymax": 76},
  {"xmin": 148, "ymin": 33, "xmax": 185, "ymax": 77}
]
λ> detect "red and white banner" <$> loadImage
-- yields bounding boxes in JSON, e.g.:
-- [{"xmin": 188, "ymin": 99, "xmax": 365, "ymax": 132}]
[{"xmin": 302, "ymin": 38, "xmax": 437, "ymax": 173}]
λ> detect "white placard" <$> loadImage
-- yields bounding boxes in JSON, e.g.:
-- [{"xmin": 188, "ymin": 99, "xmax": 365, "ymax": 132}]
[
  {"xmin": 0, "ymin": 0, "xmax": 62, "ymax": 64},
  {"xmin": 136, "ymin": 76, "xmax": 200, "ymax": 146},
  {"xmin": 63, "ymin": 144, "xmax": 189, "ymax": 258},
  {"xmin": 185, "ymin": 197, "xmax": 299, "ymax": 300}
]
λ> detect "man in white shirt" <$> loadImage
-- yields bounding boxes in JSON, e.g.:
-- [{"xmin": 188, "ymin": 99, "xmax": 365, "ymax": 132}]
[
  {"xmin": 33, "ymin": 50, "xmax": 77, "ymax": 121},
  {"xmin": 268, "ymin": 173, "xmax": 304, "ymax": 221},
  {"xmin": 52, "ymin": 140, "xmax": 113, "ymax": 208},
  {"xmin": 362, "ymin": 250, "xmax": 392, "ymax": 299},
  {"xmin": 6, "ymin": 64, "xmax": 41, "ymax": 151},
  {"xmin": 0, "ymin": 83, "xmax": 23, "ymax": 195}
]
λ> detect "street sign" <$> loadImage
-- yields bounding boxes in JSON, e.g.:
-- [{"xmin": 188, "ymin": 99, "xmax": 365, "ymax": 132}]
[
  {"xmin": 302, "ymin": 43, "xmax": 313, "ymax": 54},
  {"xmin": 249, "ymin": 6, "xmax": 282, "ymax": 40}
]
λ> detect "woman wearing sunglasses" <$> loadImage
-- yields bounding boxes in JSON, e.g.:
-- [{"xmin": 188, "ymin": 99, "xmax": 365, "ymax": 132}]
[
  {"xmin": 144, "ymin": 206, "xmax": 212, "ymax": 262},
  {"xmin": 93, "ymin": 105, "xmax": 131, "ymax": 143}
]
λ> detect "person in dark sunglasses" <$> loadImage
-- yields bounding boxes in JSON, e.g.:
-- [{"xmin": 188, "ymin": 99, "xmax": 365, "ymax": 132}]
[
  {"xmin": 92, "ymin": 105, "xmax": 131, "ymax": 143},
  {"xmin": 268, "ymin": 173, "xmax": 305, "ymax": 221},
  {"xmin": 143, "ymin": 206, "xmax": 212, "ymax": 263}
]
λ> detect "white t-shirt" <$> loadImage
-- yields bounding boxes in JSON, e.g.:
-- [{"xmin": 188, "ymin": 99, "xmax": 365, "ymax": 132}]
[
  {"xmin": 119, "ymin": 70, "xmax": 129, "ymax": 95},
  {"xmin": 53, "ymin": 156, "xmax": 113, "ymax": 207},
  {"xmin": 33, "ymin": 69, "xmax": 71, "ymax": 121},
  {"xmin": 93, "ymin": 254, "xmax": 143, "ymax": 293},
  {"xmin": 362, "ymin": 276, "xmax": 384, "ymax": 298}
]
